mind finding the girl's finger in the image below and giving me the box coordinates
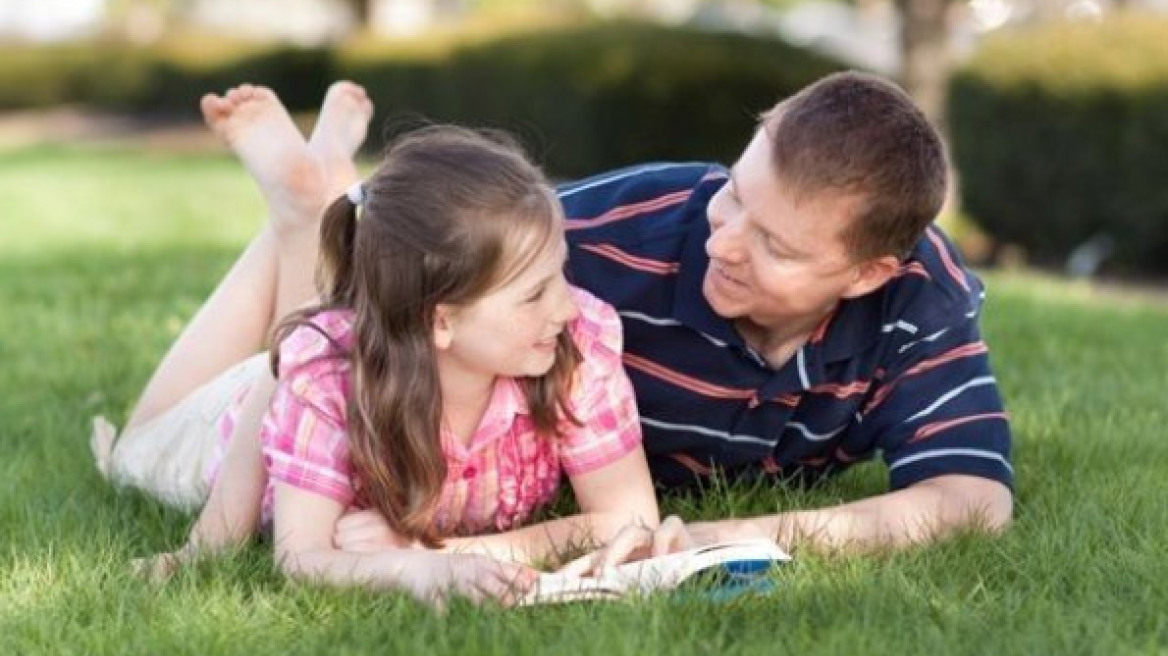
[597,524,652,573]
[651,515,691,556]
[557,550,601,578]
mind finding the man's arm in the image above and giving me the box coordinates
[563,474,1010,574]
[691,473,1012,552]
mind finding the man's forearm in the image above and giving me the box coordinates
[714,475,1013,552]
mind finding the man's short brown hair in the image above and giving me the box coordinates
[761,71,948,261]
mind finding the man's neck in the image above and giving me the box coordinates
[735,308,834,370]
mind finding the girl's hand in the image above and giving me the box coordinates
[416,553,539,609]
[334,508,418,552]
[130,544,196,583]
[558,515,695,577]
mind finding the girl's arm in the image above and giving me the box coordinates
[335,446,660,568]
[134,374,276,579]
[272,482,536,606]
[440,447,659,566]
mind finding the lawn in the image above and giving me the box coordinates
[1,145,1166,655]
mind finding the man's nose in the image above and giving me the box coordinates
[707,210,747,263]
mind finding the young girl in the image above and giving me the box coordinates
[93,83,659,605]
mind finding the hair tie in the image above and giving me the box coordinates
[346,181,366,207]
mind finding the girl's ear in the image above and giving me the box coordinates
[433,304,456,350]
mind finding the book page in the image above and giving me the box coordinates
[522,539,790,605]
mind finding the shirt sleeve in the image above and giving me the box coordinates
[557,288,644,477]
[260,321,356,507]
[859,316,1014,491]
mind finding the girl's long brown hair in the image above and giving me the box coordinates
[272,126,580,547]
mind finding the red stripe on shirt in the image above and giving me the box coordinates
[564,189,693,231]
[927,226,971,292]
[774,393,800,407]
[896,261,931,280]
[809,308,837,344]
[623,353,756,401]
[834,446,860,463]
[809,380,872,398]
[909,412,1009,444]
[670,453,714,476]
[864,342,990,413]
[578,243,680,275]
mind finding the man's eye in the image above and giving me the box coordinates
[758,231,781,257]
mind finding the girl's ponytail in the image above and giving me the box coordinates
[317,186,361,305]
[268,188,359,377]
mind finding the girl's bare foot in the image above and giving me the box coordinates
[308,81,374,196]
[91,416,116,477]
[200,84,328,236]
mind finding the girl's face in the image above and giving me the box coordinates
[434,228,579,387]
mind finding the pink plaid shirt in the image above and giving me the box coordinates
[218,287,641,535]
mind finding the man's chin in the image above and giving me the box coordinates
[701,278,743,320]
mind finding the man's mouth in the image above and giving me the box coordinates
[713,262,748,287]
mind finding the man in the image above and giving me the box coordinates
[558,71,1012,560]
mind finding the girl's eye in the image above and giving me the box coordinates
[526,287,547,303]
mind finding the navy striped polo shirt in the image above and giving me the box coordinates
[558,162,1013,491]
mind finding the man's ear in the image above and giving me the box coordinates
[841,255,900,299]
[433,304,456,350]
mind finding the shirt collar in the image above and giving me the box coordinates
[812,288,887,364]
[442,377,529,458]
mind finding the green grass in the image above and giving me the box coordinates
[2,145,1166,655]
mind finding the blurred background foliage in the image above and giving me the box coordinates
[3,0,1168,278]
[949,13,1168,275]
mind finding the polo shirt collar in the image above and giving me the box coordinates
[812,287,887,364]
[442,377,529,459]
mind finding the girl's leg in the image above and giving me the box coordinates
[122,83,371,431]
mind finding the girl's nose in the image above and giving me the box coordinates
[553,278,580,324]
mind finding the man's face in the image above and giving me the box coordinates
[702,127,866,336]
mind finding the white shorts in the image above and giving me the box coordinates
[95,353,270,511]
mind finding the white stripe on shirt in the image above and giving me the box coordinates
[785,421,847,442]
[905,376,997,423]
[559,163,704,198]
[641,416,773,447]
[889,448,1014,474]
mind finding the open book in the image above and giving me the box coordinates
[523,539,791,605]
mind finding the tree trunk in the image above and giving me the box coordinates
[347,0,375,27]
[894,0,954,130]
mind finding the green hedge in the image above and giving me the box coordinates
[948,14,1168,275]
[340,24,841,175]
[0,23,841,176]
